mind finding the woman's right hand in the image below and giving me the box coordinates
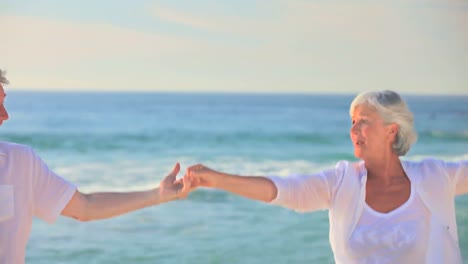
[185,164,219,189]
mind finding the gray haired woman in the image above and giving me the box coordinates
[182,90,467,263]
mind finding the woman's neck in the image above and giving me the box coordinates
[364,153,406,184]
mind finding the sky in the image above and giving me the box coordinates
[1,0,467,94]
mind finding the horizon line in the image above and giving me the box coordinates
[6,88,468,97]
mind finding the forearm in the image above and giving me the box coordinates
[62,163,184,221]
[211,172,277,202]
[85,189,158,221]
[68,188,171,222]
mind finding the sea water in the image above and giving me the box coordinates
[1,92,467,263]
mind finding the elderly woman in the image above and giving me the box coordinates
[183,90,467,263]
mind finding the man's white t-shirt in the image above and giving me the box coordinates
[0,142,77,264]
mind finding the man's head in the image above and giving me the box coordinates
[0,69,10,125]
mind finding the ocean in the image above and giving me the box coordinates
[1,91,467,263]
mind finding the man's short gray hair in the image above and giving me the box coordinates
[349,90,418,156]
[0,69,9,85]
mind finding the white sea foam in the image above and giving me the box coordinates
[405,153,468,162]
[50,153,465,193]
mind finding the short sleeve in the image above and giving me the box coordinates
[29,148,77,224]
[267,162,346,212]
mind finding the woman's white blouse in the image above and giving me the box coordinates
[349,184,430,263]
[267,158,467,264]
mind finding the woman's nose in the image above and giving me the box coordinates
[350,123,359,135]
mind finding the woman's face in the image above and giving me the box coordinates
[350,104,394,160]
[0,85,9,126]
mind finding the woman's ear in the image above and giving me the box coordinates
[388,123,399,142]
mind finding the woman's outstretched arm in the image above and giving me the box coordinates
[185,164,277,202]
[185,162,345,213]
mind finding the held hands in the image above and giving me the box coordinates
[159,163,276,204]
[158,163,219,202]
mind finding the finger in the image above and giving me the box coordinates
[166,162,180,182]
[180,174,193,197]
[174,178,183,185]
[172,162,181,175]
[186,167,193,178]
[188,168,198,178]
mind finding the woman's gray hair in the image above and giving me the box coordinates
[349,90,417,156]
[0,69,9,85]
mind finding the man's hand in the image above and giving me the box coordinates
[159,163,191,201]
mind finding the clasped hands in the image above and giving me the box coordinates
[158,163,218,202]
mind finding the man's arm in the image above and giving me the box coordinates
[61,163,187,221]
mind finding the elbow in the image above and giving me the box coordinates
[263,180,278,203]
[72,193,93,222]
[266,189,277,203]
[74,214,92,222]
[61,191,94,222]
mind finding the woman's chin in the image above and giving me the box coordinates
[353,150,363,159]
